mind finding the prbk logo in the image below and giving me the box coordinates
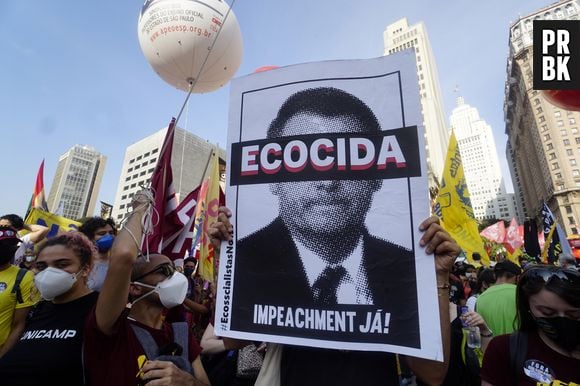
[533,20,580,90]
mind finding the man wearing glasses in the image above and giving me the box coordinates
[84,193,211,386]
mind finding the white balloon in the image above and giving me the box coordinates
[138,0,243,93]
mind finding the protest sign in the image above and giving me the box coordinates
[216,52,441,360]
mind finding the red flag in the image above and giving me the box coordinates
[26,159,49,217]
[161,186,200,260]
[479,221,506,243]
[142,118,178,254]
[503,218,524,253]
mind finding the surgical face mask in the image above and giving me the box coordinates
[132,272,188,309]
[95,234,114,253]
[34,267,82,301]
[184,267,195,277]
[534,316,580,352]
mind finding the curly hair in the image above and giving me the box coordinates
[78,217,117,240]
[36,232,97,267]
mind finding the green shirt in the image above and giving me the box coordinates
[475,283,517,335]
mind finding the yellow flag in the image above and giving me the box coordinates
[434,131,490,266]
[196,149,221,282]
[24,208,81,238]
[506,247,523,266]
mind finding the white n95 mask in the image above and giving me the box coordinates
[132,272,188,309]
[34,267,81,301]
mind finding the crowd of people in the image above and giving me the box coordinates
[0,86,578,385]
[0,200,577,385]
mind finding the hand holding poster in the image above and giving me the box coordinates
[216,52,441,360]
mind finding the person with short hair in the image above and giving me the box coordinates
[0,232,99,384]
[476,261,522,335]
[481,264,580,385]
[78,216,117,291]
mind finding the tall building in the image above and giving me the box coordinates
[112,126,225,222]
[504,0,580,235]
[384,18,449,189]
[47,145,106,220]
[450,96,518,221]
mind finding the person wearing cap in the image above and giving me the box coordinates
[475,261,522,335]
[0,226,37,358]
[0,214,49,266]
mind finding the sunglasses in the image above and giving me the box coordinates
[523,265,579,286]
[133,263,175,282]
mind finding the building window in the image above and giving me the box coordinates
[541,125,549,132]
[148,168,155,173]
[129,159,135,164]
[567,149,574,156]
[575,138,580,144]
[574,170,580,177]
[130,183,136,188]
[561,129,568,136]
[537,107,543,114]
[140,171,146,176]
[123,186,129,191]
[120,204,125,209]
[539,116,546,123]
[135,164,140,170]
[122,195,127,200]
[573,127,579,134]
[569,217,575,224]
[571,118,577,125]
[127,167,133,172]
[555,111,562,117]
[552,162,559,170]
[558,120,564,127]
[556,172,562,179]
[144,152,150,157]
[534,98,541,105]
[547,143,554,150]
[571,159,577,166]
[132,174,138,179]
[125,177,131,181]
[566,206,573,214]
[544,134,551,141]
[137,155,142,161]
[549,152,557,160]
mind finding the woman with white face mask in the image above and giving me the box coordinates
[0,232,98,385]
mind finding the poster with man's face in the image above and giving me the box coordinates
[215,52,442,360]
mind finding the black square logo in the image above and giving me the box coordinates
[533,20,580,90]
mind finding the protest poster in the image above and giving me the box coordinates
[215,51,442,360]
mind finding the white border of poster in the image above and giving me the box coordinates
[216,51,443,361]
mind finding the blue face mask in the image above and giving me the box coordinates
[96,234,114,252]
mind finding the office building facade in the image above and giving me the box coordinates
[47,145,106,220]
[112,126,225,222]
[504,0,580,235]
[384,18,450,190]
[451,97,518,221]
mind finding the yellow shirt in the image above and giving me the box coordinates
[0,266,38,347]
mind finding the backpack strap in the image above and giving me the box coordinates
[130,323,160,360]
[170,322,191,363]
[11,268,28,304]
[509,331,528,385]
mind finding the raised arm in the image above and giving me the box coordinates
[95,191,150,335]
[22,223,49,244]
[405,216,459,386]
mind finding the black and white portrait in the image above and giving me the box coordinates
[217,54,441,360]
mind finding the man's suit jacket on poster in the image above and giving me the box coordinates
[231,217,420,348]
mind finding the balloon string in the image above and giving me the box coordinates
[175,0,238,126]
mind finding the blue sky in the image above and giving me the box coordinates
[0,0,554,216]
